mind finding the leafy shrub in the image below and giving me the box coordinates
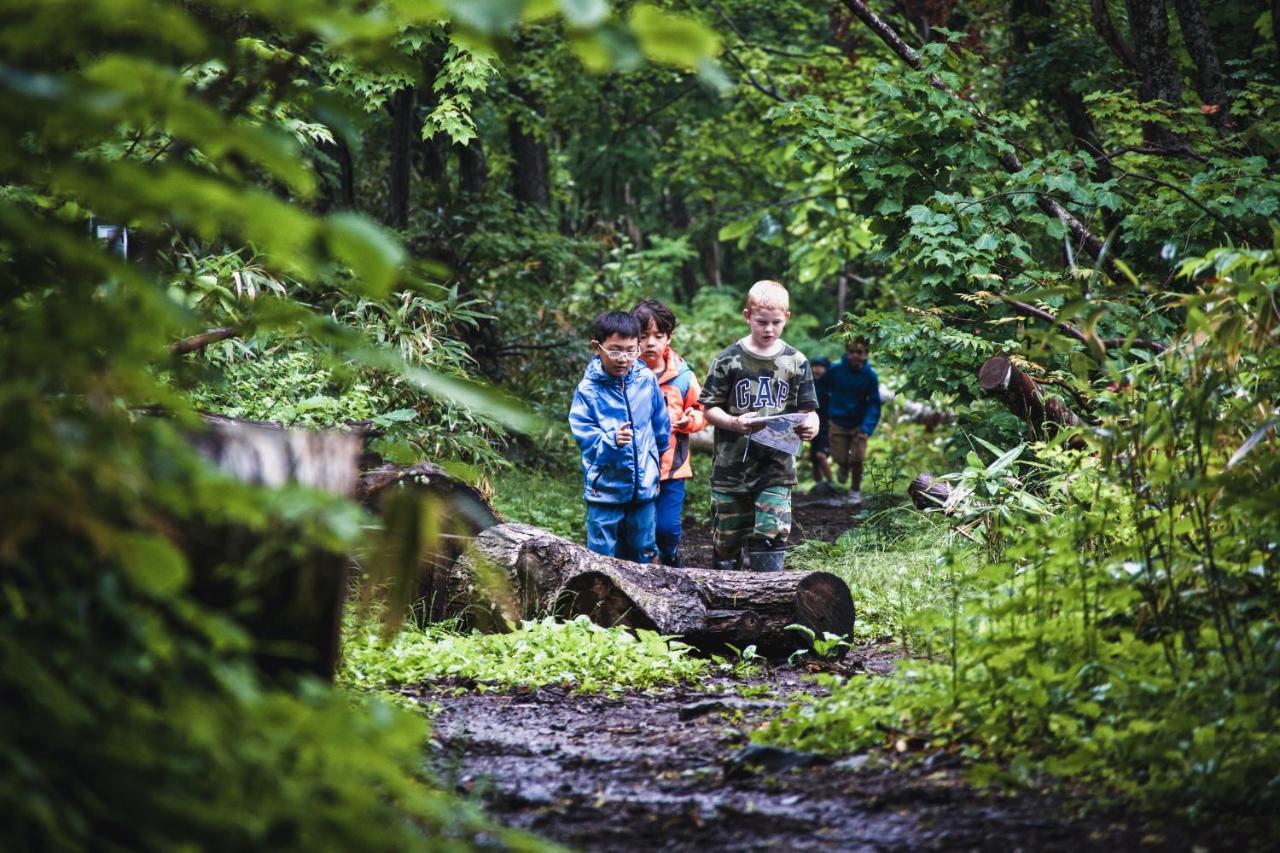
[343,616,707,695]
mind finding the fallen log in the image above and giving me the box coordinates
[978,355,1083,441]
[907,472,952,511]
[453,523,856,657]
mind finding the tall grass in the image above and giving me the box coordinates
[788,508,969,649]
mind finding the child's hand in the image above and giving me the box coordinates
[736,413,765,434]
[794,411,820,440]
[672,413,691,430]
[616,422,633,447]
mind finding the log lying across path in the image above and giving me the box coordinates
[189,416,855,664]
[456,523,856,657]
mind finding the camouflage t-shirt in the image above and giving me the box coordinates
[699,341,818,493]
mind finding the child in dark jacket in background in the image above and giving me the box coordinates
[634,299,706,567]
[569,311,671,562]
[820,337,881,505]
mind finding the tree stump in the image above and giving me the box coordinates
[186,416,362,680]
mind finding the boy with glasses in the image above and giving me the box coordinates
[569,311,671,562]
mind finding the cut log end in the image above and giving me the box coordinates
[978,355,1013,393]
[908,472,952,510]
[794,571,857,645]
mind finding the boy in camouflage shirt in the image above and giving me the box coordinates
[699,281,819,571]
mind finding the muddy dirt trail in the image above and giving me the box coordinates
[411,493,1204,851]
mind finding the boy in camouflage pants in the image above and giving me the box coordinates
[699,281,819,571]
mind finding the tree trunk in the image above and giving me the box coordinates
[1122,0,1187,146]
[670,193,701,302]
[185,416,363,680]
[459,138,488,194]
[1170,0,1229,128]
[508,83,550,208]
[978,355,1083,441]
[317,136,355,211]
[387,86,416,228]
[453,523,856,657]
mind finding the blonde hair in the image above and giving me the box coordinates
[745,280,790,312]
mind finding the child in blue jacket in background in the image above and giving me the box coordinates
[821,337,881,505]
[569,311,671,563]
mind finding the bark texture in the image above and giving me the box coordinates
[908,472,952,511]
[387,86,416,228]
[978,355,1083,441]
[454,523,857,656]
[186,416,363,680]
[1170,0,1229,128]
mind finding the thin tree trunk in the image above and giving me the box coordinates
[459,138,488,194]
[670,193,701,302]
[508,83,550,208]
[387,86,415,228]
[1170,0,1230,129]
[1090,0,1139,69]
[1122,0,1187,146]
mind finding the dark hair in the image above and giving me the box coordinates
[812,356,831,368]
[592,310,641,342]
[846,336,870,350]
[632,298,677,335]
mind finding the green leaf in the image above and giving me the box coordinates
[114,533,189,597]
[629,4,720,69]
[325,213,405,297]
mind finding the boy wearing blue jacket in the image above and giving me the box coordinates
[822,337,881,504]
[569,311,672,563]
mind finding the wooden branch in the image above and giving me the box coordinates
[171,326,239,355]
[1089,0,1139,69]
[839,0,1116,272]
[978,355,1084,443]
[996,292,1168,355]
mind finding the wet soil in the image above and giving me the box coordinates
[413,492,1227,851]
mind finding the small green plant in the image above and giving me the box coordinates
[784,625,852,663]
[343,615,706,695]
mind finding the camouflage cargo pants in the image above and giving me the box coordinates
[710,485,792,558]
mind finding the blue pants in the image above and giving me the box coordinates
[654,478,686,565]
[585,500,657,563]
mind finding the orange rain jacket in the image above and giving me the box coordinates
[652,348,707,481]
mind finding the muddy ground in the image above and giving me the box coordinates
[413,490,1243,851]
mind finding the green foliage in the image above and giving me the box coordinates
[489,463,584,538]
[343,615,706,694]
[0,0,722,848]
[763,245,1280,823]
[788,511,961,646]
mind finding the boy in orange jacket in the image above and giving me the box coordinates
[634,298,706,567]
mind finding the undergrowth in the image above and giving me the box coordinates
[342,615,706,695]
[787,508,964,647]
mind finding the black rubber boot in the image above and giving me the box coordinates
[712,548,741,572]
[661,548,684,568]
[747,538,785,572]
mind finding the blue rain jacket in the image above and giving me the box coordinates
[569,357,671,504]
[821,354,882,435]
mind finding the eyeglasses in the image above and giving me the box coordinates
[602,347,640,359]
